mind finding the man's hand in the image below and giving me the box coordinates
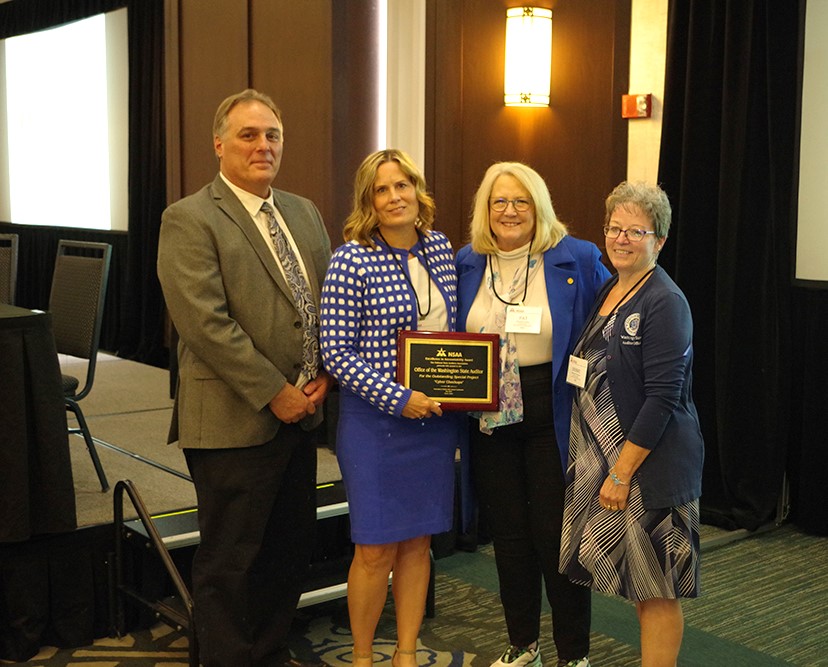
[303,370,335,407]
[268,383,316,423]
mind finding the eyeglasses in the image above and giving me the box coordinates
[603,225,657,242]
[490,198,532,212]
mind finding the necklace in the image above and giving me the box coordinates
[376,229,432,318]
[489,236,533,306]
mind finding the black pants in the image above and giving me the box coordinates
[471,363,591,661]
[184,424,317,667]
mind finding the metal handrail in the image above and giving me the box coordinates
[112,479,198,667]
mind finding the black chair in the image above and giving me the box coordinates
[50,240,113,492]
[0,233,19,305]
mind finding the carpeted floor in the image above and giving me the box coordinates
[18,522,828,666]
[25,354,827,666]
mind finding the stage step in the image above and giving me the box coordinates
[120,481,354,609]
[123,507,199,549]
[122,499,351,549]
[112,477,435,662]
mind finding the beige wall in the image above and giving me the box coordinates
[627,0,667,183]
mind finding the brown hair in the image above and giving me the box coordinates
[213,89,282,139]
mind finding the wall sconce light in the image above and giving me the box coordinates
[504,7,552,107]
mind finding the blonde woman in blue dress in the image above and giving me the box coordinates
[320,149,461,667]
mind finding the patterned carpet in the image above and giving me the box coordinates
[16,522,828,667]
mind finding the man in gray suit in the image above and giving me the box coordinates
[157,89,333,667]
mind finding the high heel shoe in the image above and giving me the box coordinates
[392,646,417,667]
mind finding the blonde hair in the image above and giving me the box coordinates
[468,162,568,255]
[343,149,435,246]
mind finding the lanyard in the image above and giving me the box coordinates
[376,229,432,318]
[579,266,655,357]
[488,236,534,306]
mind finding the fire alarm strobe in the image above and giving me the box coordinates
[621,93,652,118]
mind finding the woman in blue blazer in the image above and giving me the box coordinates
[456,162,609,667]
[559,181,704,667]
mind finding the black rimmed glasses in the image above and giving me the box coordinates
[490,198,532,212]
[603,225,657,242]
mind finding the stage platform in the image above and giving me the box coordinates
[0,352,347,663]
[62,352,342,528]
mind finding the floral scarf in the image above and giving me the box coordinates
[474,246,543,434]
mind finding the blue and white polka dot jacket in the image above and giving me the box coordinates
[320,231,458,417]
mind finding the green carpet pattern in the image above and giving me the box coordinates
[19,523,828,666]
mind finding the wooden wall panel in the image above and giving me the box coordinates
[177,0,248,198]
[426,0,630,253]
[166,0,376,243]
[425,0,465,244]
[168,0,628,251]
[251,0,334,226]
[329,0,380,243]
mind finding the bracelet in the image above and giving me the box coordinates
[609,467,629,486]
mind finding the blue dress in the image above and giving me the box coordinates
[320,231,462,544]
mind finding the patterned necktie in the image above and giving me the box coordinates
[261,202,319,381]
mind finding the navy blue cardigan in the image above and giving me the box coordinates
[456,235,610,472]
[581,265,704,509]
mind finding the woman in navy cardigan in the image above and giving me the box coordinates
[559,181,704,667]
[456,162,609,667]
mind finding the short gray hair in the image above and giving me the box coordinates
[605,181,672,238]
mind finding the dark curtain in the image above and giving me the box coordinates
[119,0,167,366]
[788,289,828,535]
[657,1,825,532]
[0,0,127,34]
[0,526,112,662]
[0,1,169,653]
[0,0,167,367]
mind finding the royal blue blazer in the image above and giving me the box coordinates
[456,235,610,472]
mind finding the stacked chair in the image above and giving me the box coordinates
[49,240,113,491]
[0,233,19,305]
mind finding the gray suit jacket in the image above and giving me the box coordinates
[157,175,332,449]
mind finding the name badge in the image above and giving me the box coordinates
[566,354,588,389]
[505,305,542,334]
